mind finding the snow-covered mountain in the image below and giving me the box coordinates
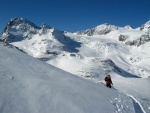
[0,18,150,79]
[1,18,80,58]
[2,18,40,42]
[0,18,150,113]
[77,23,118,35]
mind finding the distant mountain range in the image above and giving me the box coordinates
[0,18,150,79]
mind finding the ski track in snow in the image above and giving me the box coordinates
[107,87,148,113]
[127,95,146,113]
[98,81,149,113]
[97,82,135,113]
[109,94,133,113]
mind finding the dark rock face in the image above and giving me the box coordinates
[140,20,150,31]
[119,35,128,41]
[125,32,150,46]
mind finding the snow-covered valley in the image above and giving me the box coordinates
[0,18,150,113]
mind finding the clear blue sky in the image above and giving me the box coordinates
[0,0,150,33]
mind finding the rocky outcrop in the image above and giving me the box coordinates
[140,20,150,31]
[118,35,128,41]
[125,32,150,46]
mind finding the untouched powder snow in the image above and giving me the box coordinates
[0,42,137,113]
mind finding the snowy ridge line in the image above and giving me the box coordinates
[0,41,27,54]
[127,94,146,113]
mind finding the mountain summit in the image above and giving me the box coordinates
[5,18,39,30]
[77,23,118,36]
[2,18,40,42]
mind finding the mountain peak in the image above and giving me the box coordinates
[96,23,110,26]
[7,18,38,28]
[40,23,52,29]
[95,23,118,29]
[124,25,133,29]
[1,18,41,42]
[4,17,40,33]
[77,23,118,36]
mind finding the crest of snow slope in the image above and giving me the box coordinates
[0,41,137,113]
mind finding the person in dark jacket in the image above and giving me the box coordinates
[104,75,113,88]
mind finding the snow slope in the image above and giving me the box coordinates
[0,41,139,113]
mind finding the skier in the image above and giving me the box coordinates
[104,75,113,88]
